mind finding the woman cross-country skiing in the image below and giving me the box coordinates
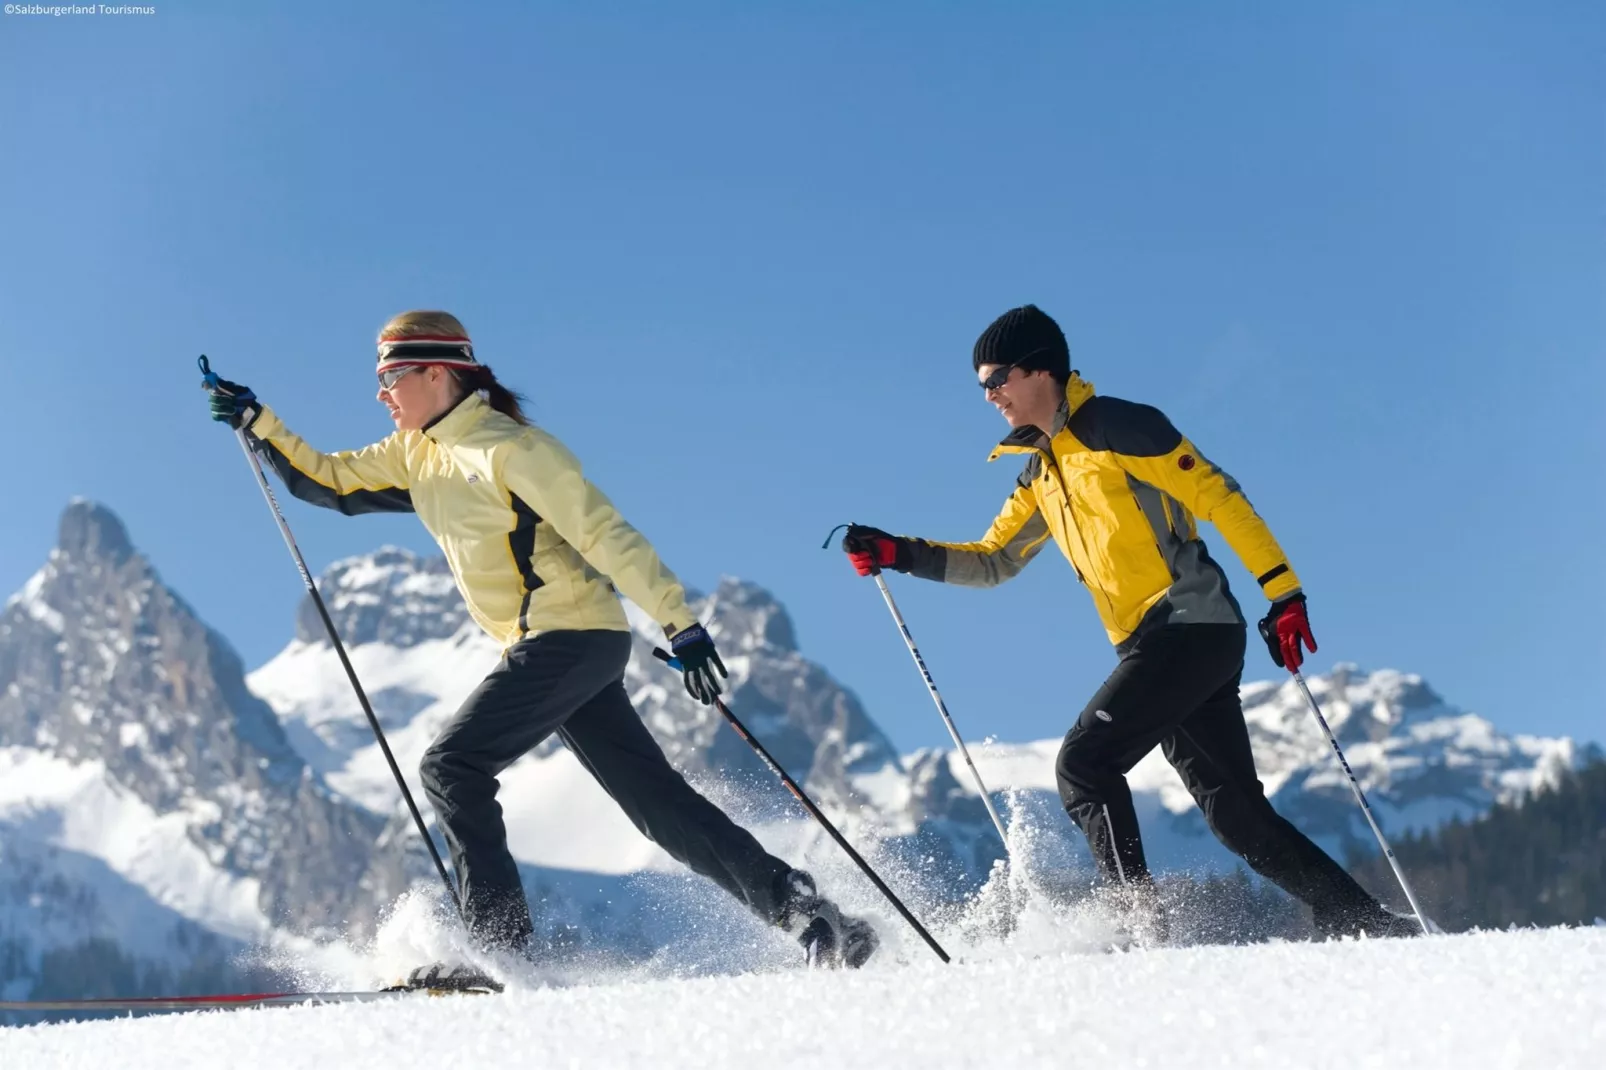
[203,310,877,980]
[840,304,1416,944]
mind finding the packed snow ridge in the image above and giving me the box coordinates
[5,927,1604,1070]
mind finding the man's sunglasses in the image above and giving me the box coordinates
[978,363,1020,392]
[979,347,1059,392]
[378,364,424,391]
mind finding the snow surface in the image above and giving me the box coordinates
[3,927,1602,1069]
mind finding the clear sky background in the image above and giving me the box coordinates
[2,2,1602,753]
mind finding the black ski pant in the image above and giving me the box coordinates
[1055,623,1382,925]
[420,629,794,951]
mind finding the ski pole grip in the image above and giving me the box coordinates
[198,354,220,391]
[825,522,884,576]
[652,647,685,672]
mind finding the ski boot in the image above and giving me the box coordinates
[386,962,505,994]
[777,870,879,969]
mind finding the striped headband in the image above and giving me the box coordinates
[376,334,479,372]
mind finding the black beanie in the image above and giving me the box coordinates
[972,304,1070,379]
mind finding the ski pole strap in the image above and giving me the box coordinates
[199,353,220,391]
[822,521,888,576]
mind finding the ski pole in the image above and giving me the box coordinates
[653,648,950,964]
[198,355,461,911]
[1291,669,1431,935]
[823,524,1010,851]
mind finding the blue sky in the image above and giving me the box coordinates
[2,2,1602,753]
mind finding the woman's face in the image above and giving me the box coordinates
[377,364,454,431]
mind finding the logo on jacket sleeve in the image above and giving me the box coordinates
[466,473,481,484]
[1178,454,1196,471]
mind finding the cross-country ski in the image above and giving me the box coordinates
[0,988,483,1014]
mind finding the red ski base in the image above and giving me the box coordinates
[1,988,485,1013]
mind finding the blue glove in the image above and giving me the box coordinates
[668,623,728,705]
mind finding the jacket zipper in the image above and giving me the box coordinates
[1040,445,1121,629]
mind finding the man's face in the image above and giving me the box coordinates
[977,363,1057,429]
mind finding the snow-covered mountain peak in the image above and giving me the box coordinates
[56,498,136,566]
[257,543,1582,879]
[1,502,412,959]
[698,577,800,654]
[1242,663,1457,748]
[296,546,468,647]
[7,499,145,639]
[298,553,808,658]
[1213,662,1576,855]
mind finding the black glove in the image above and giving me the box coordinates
[668,623,728,705]
[840,524,913,576]
[205,376,260,431]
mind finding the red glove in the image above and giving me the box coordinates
[841,524,911,577]
[1258,594,1317,672]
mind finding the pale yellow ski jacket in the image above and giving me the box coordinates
[247,393,697,648]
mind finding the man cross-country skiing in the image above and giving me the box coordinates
[840,304,1413,942]
[204,310,877,980]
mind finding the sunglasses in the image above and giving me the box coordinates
[978,364,1020,392]
[378,364,424,391]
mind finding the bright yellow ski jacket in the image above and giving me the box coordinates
[904,374,1303,650]
[247,393,697,648]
